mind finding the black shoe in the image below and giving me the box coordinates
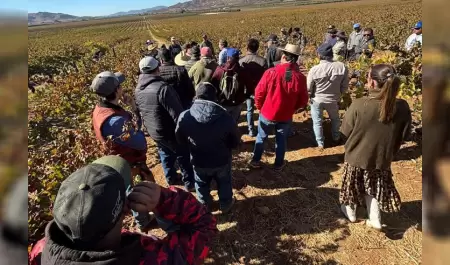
[220,198,236,214]
[272,161,286,172]
[249,160,262,169]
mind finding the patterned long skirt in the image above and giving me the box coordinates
[339,162,402,213]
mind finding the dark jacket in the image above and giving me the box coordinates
[29,187,218,265]
[265,45,283,68]
[159,62,195,109]
[135,74,184,142]
[169,44,182,59]
[211,61,247,106]
[176,99,240,168]
[239,52,267,97]
[341,94,412,170]
[357,37,376,58]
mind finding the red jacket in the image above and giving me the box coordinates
[29,187,217,265]
[254,62,308,122]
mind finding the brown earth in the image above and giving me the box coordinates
[125,109,422,265]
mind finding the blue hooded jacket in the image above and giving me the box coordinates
[176,99,241,168]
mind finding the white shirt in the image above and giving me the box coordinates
[405,33,422,51]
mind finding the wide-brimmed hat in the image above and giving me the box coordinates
[148,43,158,51]
[278,43,301,56]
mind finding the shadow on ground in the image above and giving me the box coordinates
[205,188,347,264]
[230,153,343,190]
[383,200,422,240]
[393,143,422,162]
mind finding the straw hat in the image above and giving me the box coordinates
[278,43,301,56]
[148,43,158,51]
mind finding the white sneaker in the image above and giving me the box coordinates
[365,195,382,230]
[341,204,357,222]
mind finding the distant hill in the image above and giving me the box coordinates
[28,12,86,25]
[108,6,168,17]
[169,0,282,10]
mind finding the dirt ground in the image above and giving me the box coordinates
[125,109,422,265]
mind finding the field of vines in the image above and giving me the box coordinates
[28,0,423,263]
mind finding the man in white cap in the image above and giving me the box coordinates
[135,56,195,191]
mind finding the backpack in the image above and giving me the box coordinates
[219,69,240,104]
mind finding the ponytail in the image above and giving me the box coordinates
[369,64,401,123]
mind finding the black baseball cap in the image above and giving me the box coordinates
[91,71,125,97]
[52,156,132,248]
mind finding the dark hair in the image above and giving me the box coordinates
[159,47,172,62]
[247,38,259,53]
[190,41,198,47]
[219,39,228,47]
[364,28,374,35]
[282,51,299,63]
[294,27,300,32]
[369,64,401,123]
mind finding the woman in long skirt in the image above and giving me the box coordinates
[339,64,412,229]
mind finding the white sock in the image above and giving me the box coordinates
[365,195,382,230]
[341,204,357,222]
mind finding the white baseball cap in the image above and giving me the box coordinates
[139,56,160,73]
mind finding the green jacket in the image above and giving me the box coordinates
[188,58,218,89]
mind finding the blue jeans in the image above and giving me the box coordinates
[224,105,242,123]
[194,163,233,209]
[246,96,255,134]
[252,114,291,167]
[156,140,194,187]
[310,100,341,147]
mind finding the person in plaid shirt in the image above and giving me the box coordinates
[29,156,217,265]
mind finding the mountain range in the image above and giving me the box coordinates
[28,0,300,25]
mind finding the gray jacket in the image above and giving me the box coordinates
[307,60,349,103]
[347,31,364,50]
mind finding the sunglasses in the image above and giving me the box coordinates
[363,34,371,36]
[414,28,421,30]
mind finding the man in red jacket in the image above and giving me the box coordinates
[29,156,217,265]
[250,44,308,171]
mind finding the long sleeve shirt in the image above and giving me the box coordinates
[254,63,308,122]
[218,48,228,66]
[347,31,364,50]
[307,60,349,103]
[405,33,422,51]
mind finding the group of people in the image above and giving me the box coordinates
[29,21,418,264]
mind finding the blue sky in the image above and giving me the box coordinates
[3,0,186,17]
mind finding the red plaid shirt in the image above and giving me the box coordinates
[29,187,217,265]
